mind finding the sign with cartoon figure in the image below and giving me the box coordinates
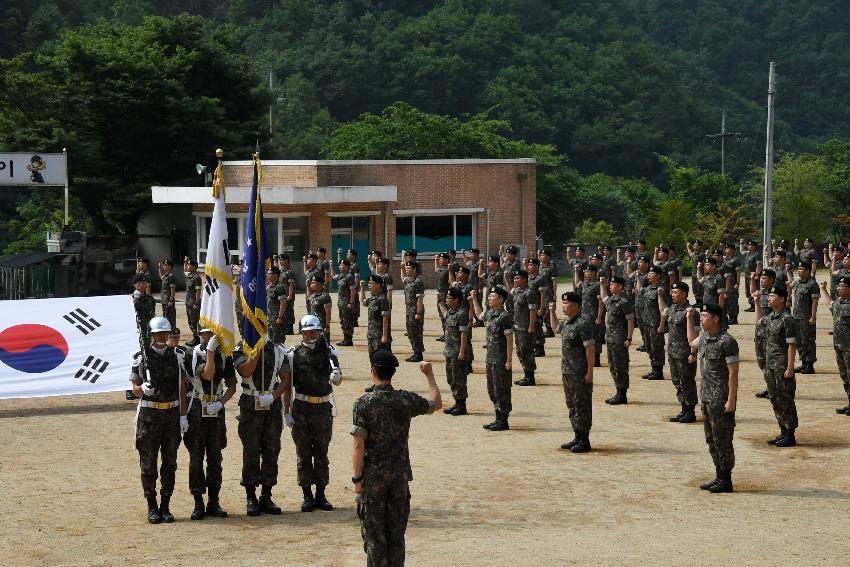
[0,152,68,186]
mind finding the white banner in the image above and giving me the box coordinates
[0,152,67,186]
[0,295,137,399]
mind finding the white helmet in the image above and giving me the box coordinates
[149,317,172,333]
[298,314,323,332]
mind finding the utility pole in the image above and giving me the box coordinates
[705,109,743,176]
[268,69,273,135]
[763,62,777,257]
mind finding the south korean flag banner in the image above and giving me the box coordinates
[0,295,136,399]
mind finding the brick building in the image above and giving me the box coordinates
[150,159,536,288]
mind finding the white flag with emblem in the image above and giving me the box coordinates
[0,295,137,399]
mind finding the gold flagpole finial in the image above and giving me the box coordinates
[211,148,225,198]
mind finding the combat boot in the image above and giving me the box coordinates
[700,467,721,490]
[669,403,686,422]
[645,366,664,380]
[794,364,806,373]
[515,371,536,386]
[450,399,468,416]
[482,413,500,430]
[636,344,647,352]
[774,428,796,447]
[708,470,733,493]
[534,345,545,357]
[767,428,787,446]
[147,497,163,524]
[314,486,334,511]
[246,486,261,517]
[159,494,174,523]
[570,432,591,453]
[798,364,815,375]
[678,405,696,423]
[206,488,228,518]
[836,394,850,414]
[300,486,316,512]
[190,494,205,520]
[755,389,770,398]
[405,352,423,362]
[560,435,579,450]
[443,400,458,414]
[259,486,281,514]
[605,389,628,405]
[489,412,509,431]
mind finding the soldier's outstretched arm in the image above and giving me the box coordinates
[686,307,699,348]
[471,290,483,319]
[419,361,442,412]
[548,302,559,331]
[820,280,833,306]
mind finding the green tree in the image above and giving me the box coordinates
[648,199,695,253]
[693,203,758,249]
[661,156,743,212]
[573,219,617,249]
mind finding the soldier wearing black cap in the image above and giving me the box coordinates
[687,241,706,305]
[762,285,800,447]
[550,291,596,452]
[637,265,666,381]
[157,259,177,330]
[631,253,651,352]
[698,256,728,331]
[304,252,323,309]
[462,248,484,324]
[770,248,791,288]
[375,256,394,308]
[686,302,739,493]
[821,276,850,414]
[511,269,538,386]
[654,245,672,291]
[566,245,589,287]
[360,274,392,359]
[720,243,742,325]
[472,285,514,430]
[574,263,603,367]
[600,275,634,405]
[183,258,202,347]
[453,265,477,370]
[600,245,617,279]
[402,261,425,362]
[277,254,297,335]
[442,287,471,415]
[792,260,819,374]
[751,268,777,398]
[435,252,451,340]
[740,239,761,312]
[267,266,288,345]
[501,244,522,290]
[661,281,697,422]
[308,273,333,342]
[351,355,442,567]
[333,259,357,346]
[526,257,548,357]
[539,248,558,337]
[339,248,362,327]
[796,237,819,275]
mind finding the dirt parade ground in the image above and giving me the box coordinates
[2,289,850,566]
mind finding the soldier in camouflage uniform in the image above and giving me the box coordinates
[792,261,819,374]
[435,252,451,340]
[462,248,484,325]
[481,254,504,294]
[361,274,392,357]
[686,303,739,493]
[630,254,651,352]
[351,354,441,567]
[267,267,288,345]
[130,316,188,523]
[661,282,697,423]
[453,265,476,371]
[303,252,323,309]
[821,276,850,414]
[185,329,237,520]
[770,249,791,289]
[762,286,800,448]
[549,291,596,452]
[130,274,157,400]
[511,270,538,387]
[796,238,819,275]
[316,246,332,290]
[699,256,728,331]
[183,258,202,347]
[308,274,333,343]
[442,287,471,415]
[234,340,289,516]
[282,314,342,512]
[501,245,522,290]
[526,258,547,357]
[344,248,362,327]
[566,246,589,287]
[687,241,706,305]
[333,259,357,346]
[402,261,425,362]
[741,239,761,312]
[158,259,177,330]
[539,248,558,337]
[600,275,634,405]
[721,243,742,325]
[277,254,297,336]
[637,266,666,381]
[828,247,849,300]
[574,264,603,369]
[472,285,514,431]
[751,268,776,399]
[667,245,684,286]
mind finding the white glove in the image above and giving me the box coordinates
[141,382,157,396]
[206,401,223,414]
[180,415,189,435]
[329,368,342,386]
[258,393,274,407]
[132,290,141,300]
[206,336,219,352]
[284,413,295,429]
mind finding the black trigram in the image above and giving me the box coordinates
[63,308,102,335]
[205,277,220,296]
[75,356,109,383]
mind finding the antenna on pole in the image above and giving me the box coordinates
[763,62,777,258]
[705,109,743,176]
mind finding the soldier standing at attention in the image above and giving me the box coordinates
[698,256,728,331]
[130,316,189,523]
[282,315,342,512]
[686,303,739,493]
[462,248,484,325]
[751,269,777,399]
[361,274,392,357]
[472,286,514,431]
[820,277,850,414]
[435,252,451,341]
[442,287,470,415]
[453,266,477,371]
[402,261,425,362]
[135,257,152,294]
[308,274,333,343]
[796,238,819,276]
[574,264,604,367]
[599,276,634,405]
[660,282,697,423]
[539,248,558,337]
[158,259,177,330]
[340,248,362,327]
[636,265,666,381]
[234,339,289,516]
[526,258,548,357]
[277,254,297,336]
[687,241,706,305]
[501,245,522,290]
[762,285,800,447]
[740,239,761,312]
[721,243,742,325]
[183,257,202,347]
[334,259,357,347]
[351,355,441,567]
[549,291,595,452]
[186,328,237,520]
[267,266,288,345]
[511,269,538,387]
[792,261,819,374]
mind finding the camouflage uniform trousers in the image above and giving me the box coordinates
[562,372,592,434]
[162,303,177,330]
[514,330,536,372]
[702,403,735,471]
[186,304,200,342]
[406,315,424,354]
[445,355,469,400]
[795,318,817,365]
[605,340,630,390]
[437,293,447,333]
[486,363,512,415]
[691,277,704,306]
[135,414,181,498]
[368,339,392,357]
[290,400,333,487]
[647,327,665,370]
[836,348,850,395]
[339,304,355,340]
[237,396,283,488]
[594,319,605,362]
[284,300,296,335]
[357,478,410,567]
[668,356,697,406]
[268,318,286,345]
[183,402,228,495]
[765,368,798,430]
[534,314,545,350]
[725,287,740,321]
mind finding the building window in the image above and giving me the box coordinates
[395,214,474,254]
[197,215,241,265]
